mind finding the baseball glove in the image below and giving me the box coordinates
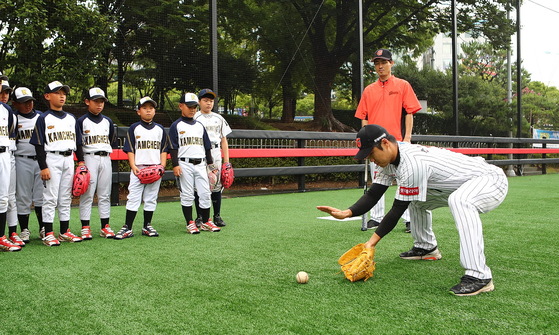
[137,164,165,184]
[72,165,91,197]
[338,243,376,282]
[207,164,219,191]
[221,162,234,189]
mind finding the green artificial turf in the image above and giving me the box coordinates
[1,174,558,334]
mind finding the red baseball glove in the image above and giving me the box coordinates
[72,165,91,197]
[137,164,165,184]
[221,162,234,189]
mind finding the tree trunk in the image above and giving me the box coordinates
[281,85,296,122]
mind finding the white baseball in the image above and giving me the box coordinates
[296,271,309,284]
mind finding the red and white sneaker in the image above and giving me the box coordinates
[58,230,83,243]
[81,226,93,240]
[42,232,60,247]
[100,224,115,238]
[201,220,221,232]
[186,221,200,234]
[0,235,22,252]
[20,228,31,243]
[9,232,26,247]
[39,226,46,239]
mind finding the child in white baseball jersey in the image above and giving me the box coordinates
[30,81,84,246]
[0,97,22,251]
[115,96,169,239]
[193,89,232,227]
[11,87,44,244]
[76,88,117,239]
[169,93,220,234]
[1,79,23,247]
[318,125,508,296]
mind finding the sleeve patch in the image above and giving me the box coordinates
[399,187,419,196]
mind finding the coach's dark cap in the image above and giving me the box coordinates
[85,87,108,102]
[372,49,392,61]
[44,81,70,94]
[12,87,36,103]
[1,80,12,93]
[198,88,216,99]
[180,92,199,107]
[136,96,157,110]
[354,124,390,160]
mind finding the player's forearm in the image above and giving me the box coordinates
[221,137,229,163]
[160,152,167,166]
[348,183,389,216]
[403,114,413,142]
[361,119,368,127]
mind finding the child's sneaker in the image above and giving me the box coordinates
[58,230,83,243]
[20,228,31,243]
[81,226,93,240]
[142,225,159,237]
[9,232,26,247]
[201,220,221,232]
[39,226,46,239]
[100,224,115,238]
[42,232,60,247]
[186,221,200,234]
[114,226,134,240]
[0,235,22,251]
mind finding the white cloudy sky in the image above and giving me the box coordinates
[517,0,559,88]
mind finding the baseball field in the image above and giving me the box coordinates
[0,173,556,334]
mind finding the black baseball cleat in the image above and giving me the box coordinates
[404,221,411,233]
[366,220,380,230]
[194,217,203,228]
[213,215,227,227]
[399,246,442,260]
[450,275,494,296]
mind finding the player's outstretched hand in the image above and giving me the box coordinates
[316,206,352,220]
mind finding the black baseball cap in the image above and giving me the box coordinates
[372,49,392,61]
[44,81,70,94]
[354,125,390,160]
[12,87,36,103]
[136,96,157,110]
[198,88,216,99]
[85,87,108,102]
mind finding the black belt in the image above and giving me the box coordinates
[49,150,73,157]
[179,157,205,165]
[85,151,110,156]
[212,143,220,148]
[16,154,37,160]
[0,146,7,153]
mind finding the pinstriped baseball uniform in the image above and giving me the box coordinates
[169,116,213,207]
[76,112,116,221]
[29,110,79,224]
[375,142,508,279]
[0,102,16,214]
[15,109,43,215]
[123,121,169,211]
[194,111,232,191]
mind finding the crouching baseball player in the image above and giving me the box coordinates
[318,125,508,296]
[169,93,220,234]
[115,96,169,240]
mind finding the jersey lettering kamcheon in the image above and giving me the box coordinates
[82,135,110,146]
[0,125,8,137]
[123,121,168,166]
[179,136,204,146]
[30,110,77,152]
[47,130,76,142]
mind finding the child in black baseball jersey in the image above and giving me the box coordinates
[115,96,169,239]
[30,81,85,246]
[169,93,219,234]
[77,88,117,239]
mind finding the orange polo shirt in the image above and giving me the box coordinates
[354,75,421,141]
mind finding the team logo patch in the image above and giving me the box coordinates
[47,125,55,129]
[136,135,141,139]
[179,131,185,134]
[85,130,90,133]
[376,50,383,56]
[399,187,419,196]
[18,125,22,128]
[356,138,362,148]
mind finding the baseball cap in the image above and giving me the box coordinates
[180,92,199,106]
[0,71,7,81]
[136,96,157,110]
[198,88,216,99]
[354,124,390,160]
[85,87,108,102]
[1,80,12,93]
[44,81,70,94]
[372,49,392,61]
[12,87,36,103]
